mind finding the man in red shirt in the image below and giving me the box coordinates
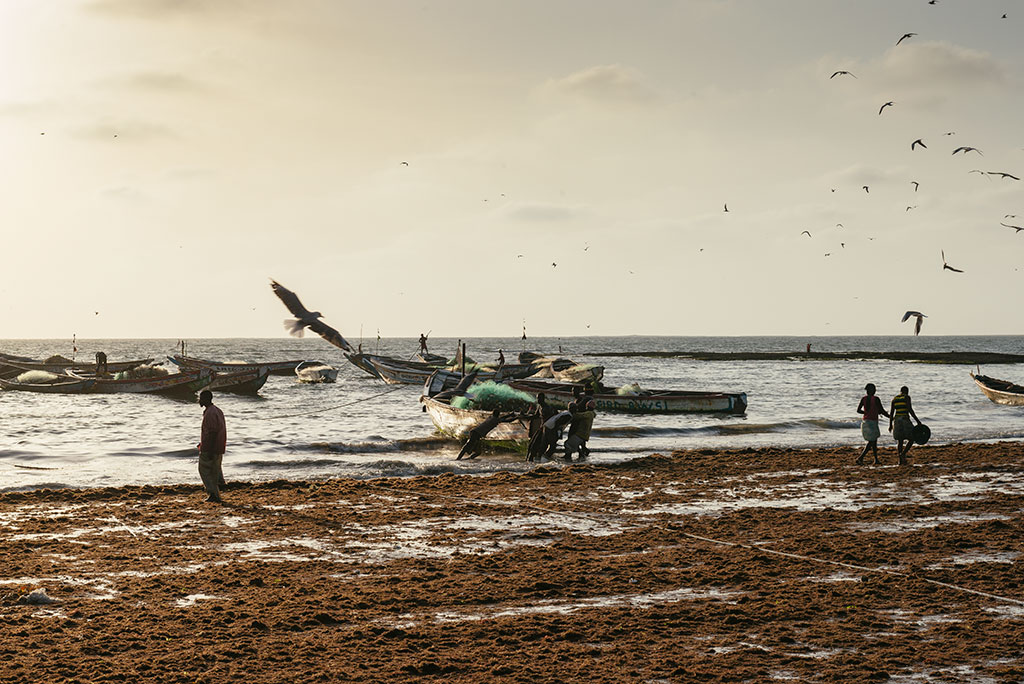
[197,390,227,503]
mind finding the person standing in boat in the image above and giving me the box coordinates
[419,333,429,354]
[456,410,519,461]
[889,386,921,466]
[856,383,890,465]
[197,390,227,503]
[95,351,108,375]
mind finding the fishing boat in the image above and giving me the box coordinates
[372,356,536,386]
[2,355,154,375]
[419,394,531,448]
[0,371,96,394]
[971,372,1024,406]
[295,361,339,383]
[204,367,271,395]
[508,379,748,415]
[517,352,604,384]
[67,367,212,395]
[169,355,303,376]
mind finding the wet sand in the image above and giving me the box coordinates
[2,442,1023,683]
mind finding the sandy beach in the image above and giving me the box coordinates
[2,442,1023,683]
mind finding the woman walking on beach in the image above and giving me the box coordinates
[889,385,921,466]
[856,383,890,465]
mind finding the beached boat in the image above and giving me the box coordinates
[420,395,531,448]
[517,352,604,384]
[971,372,1024,406]
[67,368,212,395]
[508,379,748,415]
[0,371,96,394]
[295,361,339,383]
[204,367,271,395]
[169,355,303,376]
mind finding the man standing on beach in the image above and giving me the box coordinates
[856,383,889,465]
[197,390,227,503]
[889,386,921,465]
[456,410,519,461]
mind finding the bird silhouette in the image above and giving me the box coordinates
[941,250,964,273]
[952,146,982,155]
[836,223,844,228]
[879,102,894,115]
[269,279,354,352]
[830,70,856,79]
[552,262,557,267]
[896,32,917,45]
[863,185,870,193]
[400,161,409,166]
[723,203,729,212]
[986,172,1020,180]
[901,311,927,336]
[1001,222,1023,233]
[911,181,919,191]
[801,230,812,237]
[911,139,927,150]
[906,206,917,212]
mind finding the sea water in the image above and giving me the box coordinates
[2,336,1022,492]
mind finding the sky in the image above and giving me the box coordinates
[1,0,1022,339]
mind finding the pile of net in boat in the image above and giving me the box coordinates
[113,364,170,380]
[43,355,73,365]
[16,371,61,384]
[616,383,642,395]
[450,381,536,412]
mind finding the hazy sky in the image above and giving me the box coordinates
[2,1,1022,339]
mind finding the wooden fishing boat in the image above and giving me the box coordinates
[345,352,439,380]
[420,395,531,448]
[372,356,536,386]
[204,367,270,395]
[169,355,303,376]
[67,368,212,395]
[517,352,604,384]
[3,356,154,375]
[295,361,339,383]
[0,371,96,394]
[971,372,1024,406]
[508,379,748,415]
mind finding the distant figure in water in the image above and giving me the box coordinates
[889,386,921,465]
[95,351,108,375]
[197,390,227,503]
[806,343,811,354]
[856,383,890,465]
[419,333,429,354]
[456,410,519,460]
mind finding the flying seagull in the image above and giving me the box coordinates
[896,32,917,45]
[830,70,856,79]
[986,171,1020,180]
[879,101,894,115]
[863,185,870,193]
[952,146,983,156]
[1001,222,1023,233]
[801,230,812,237]
[906,205,917,212]
[724,203,729,212]
[269,279,354,352]
[902,311,927,336]
[400,161,409,166]
[836,223,844,228]
[911,181,919,191]
[941,250,964,273]
[552,262,557,268]
[911,139,927,150]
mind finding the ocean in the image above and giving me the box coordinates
[2,336,1023,492]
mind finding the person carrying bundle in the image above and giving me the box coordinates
[564,399,596,462]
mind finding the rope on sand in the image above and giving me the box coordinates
[260,385,408,420]
[364,481,1024,609]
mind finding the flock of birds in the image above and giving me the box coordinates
[816,18,1019,336]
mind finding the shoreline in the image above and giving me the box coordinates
[2,443,1023,682]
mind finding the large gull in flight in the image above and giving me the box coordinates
[269,279,354,352]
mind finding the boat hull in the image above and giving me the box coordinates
[972,373,1024,406]
[70,368,212,394]
[420,396,531,448]
[170,355,302,376]
[205,368,270,395]
[0,375,96,393]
